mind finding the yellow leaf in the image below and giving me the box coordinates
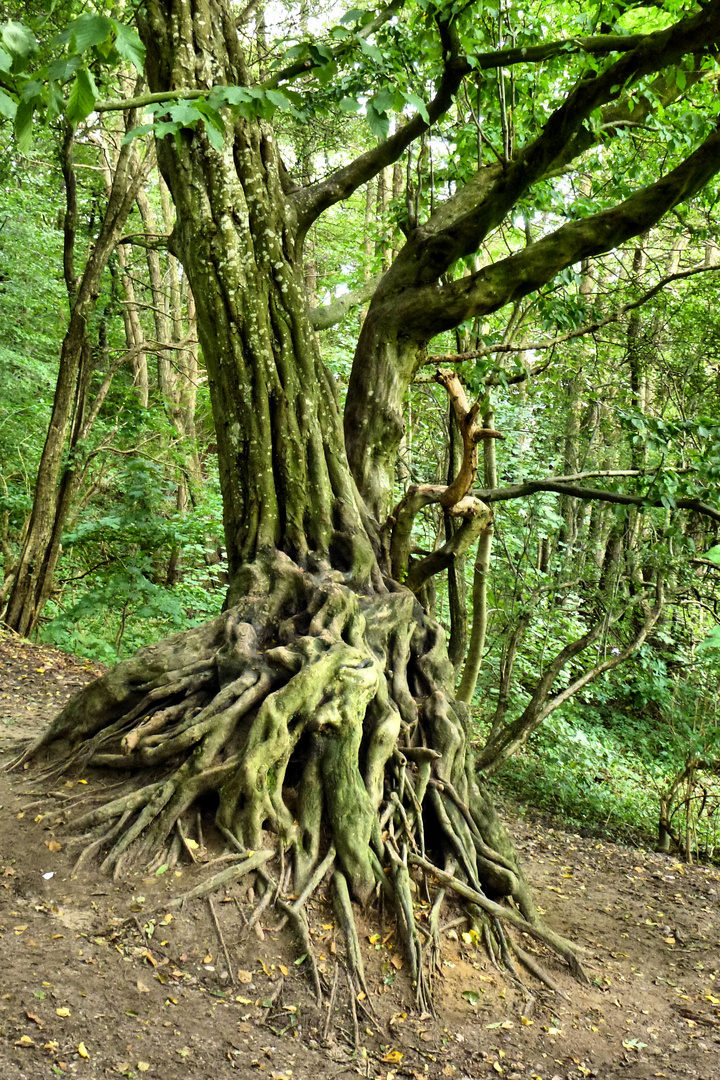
[78,1042,89,1058]
[161,913,173,924]
[46,840,62,853]
[493,1063,503,1075]
[368,933,381,944]
[203,954,213,964]
[137,1063,150,1073]
[382,1050,403,1064]
[278,964,288,977]
[520,1016,534,1026]
[34,814,43,823]
[13,925,28,933]
[78,779,88,785]
[56,1007,71,1017]
[16,1035,35,1047]
[235,996,253,1005]
[185,838,199,850]
[663,937,676,945]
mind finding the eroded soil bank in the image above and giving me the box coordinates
[1,630,718,1080]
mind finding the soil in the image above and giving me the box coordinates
[1,630,719,1080]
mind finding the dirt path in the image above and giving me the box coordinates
[1,631,719,1079]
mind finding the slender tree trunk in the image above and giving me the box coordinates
[2,124,149,636]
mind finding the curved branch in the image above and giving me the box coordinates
[396,119,720,335]
[404,499,492,594]
[294,15,470,233]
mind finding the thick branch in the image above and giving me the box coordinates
[435,369,504,507]
[397,120,720,335]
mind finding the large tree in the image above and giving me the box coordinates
[8,0,720,1004]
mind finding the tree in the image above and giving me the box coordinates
[8,0,720,1004]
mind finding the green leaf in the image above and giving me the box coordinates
[373,87,395,114]
[705,544,720,565]
[0,87,16,118]
[194,100,226,147]
[66,67,98,125]
[0,45,12,73]
[675,67,686,91]
[2,20,37,59]
[168,102,202,126]
[266,89,291,111]
[122,122,156,144]
[403,91,429,123]
[462,990,481,1006]
[339,96,361,113]
[340,7,367,23]
[64,13,113,54]
[360,40,384,64]
[366,100,389,140]
[14,97,34,151]
[47,55,82,83]
[113,22,145,72]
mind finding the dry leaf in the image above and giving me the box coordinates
[382,1050,403,1064]
[237,969,253,984]
[278,964,288,977]
[136,980,150,994]
[15,1035,34,1047]
[13,925,28,933]
[25,1011,43,1027]
[45,840,62,853]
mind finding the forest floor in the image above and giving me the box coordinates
[1,631,719,1080]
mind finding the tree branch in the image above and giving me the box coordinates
[395,119,720,335]
[424,262,720,365]
[294,15,470,233]
[475,478,720,525]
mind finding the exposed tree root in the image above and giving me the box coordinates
[9,552,586,1008]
